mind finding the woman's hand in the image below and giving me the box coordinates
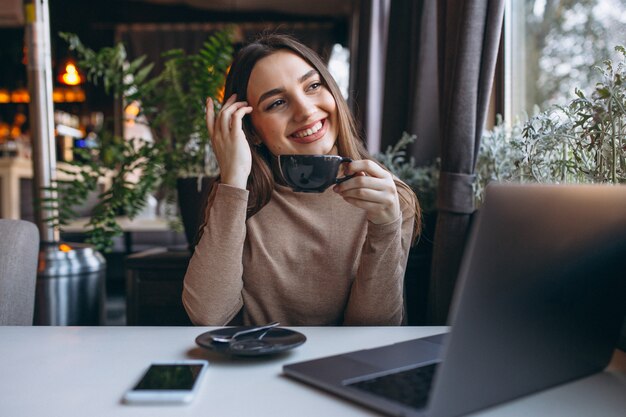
[334,160,401,225]
[206,94,254,189]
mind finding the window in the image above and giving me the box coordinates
[327,43,350,100]
[505,0,626,122]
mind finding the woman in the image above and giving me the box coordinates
[182,34,421,326]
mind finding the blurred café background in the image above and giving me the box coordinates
[0,0,365,326]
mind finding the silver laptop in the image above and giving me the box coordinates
[283,184,626,417]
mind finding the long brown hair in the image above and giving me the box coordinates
[198,34,421,243]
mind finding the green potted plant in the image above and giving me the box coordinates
[476,45,626,201]
[375,132,439,214]
[44,29,234,251]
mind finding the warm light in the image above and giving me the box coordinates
[10,126,21,139]
[14,113,26,125]
[51,87,86,103]
[53,89,65,102]
[0,123,9,138]
[125,102,141,118]
[215,65,230,103]
[124,101,141,127]
[64,89,76,102]
[58,243,73,253]
[59,62,82,86]
[216,85,225,103]
[0,89,10,103]
[10,89,29,103]
[74,89,86,102]
[4,87,85,103]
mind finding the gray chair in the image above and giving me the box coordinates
[0,219,39,325]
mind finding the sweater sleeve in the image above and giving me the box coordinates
[182,184,249,325]
[343,189,416,325]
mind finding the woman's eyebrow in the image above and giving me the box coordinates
[257,87,284,106]
[257,69,320,106]
[298,69,318,83]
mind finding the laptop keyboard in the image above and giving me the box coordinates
[346,362,439,410]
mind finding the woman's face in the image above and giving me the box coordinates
[247,50,338,156]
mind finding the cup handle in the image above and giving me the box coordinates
[335,157,354,184]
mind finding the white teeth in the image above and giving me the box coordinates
[294,121,323,138]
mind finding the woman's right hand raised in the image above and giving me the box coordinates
[206,94,254,189]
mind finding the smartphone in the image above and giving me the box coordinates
[122,360,209,405]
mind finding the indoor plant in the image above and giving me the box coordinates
[476,45,625,202]
[375,132,439,214]
[44,29,234,251]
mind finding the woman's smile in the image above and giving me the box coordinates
[289,119,328,143]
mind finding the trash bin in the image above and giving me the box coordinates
[34,242,106,325]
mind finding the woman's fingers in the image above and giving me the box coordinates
[218,100,250,138]
[205,98,215,137]
[231,105,254,134]
[337,186,395,207]
[337,173,387,192]
[345,159,390,179]
[337,161,393,193]
[335,159,401,224]
[207,94,237,133]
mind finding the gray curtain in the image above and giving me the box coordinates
[350,0,391,153]
[429,0,505,324]
[380,0,439,166]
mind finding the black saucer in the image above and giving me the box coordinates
[195,327,307,356]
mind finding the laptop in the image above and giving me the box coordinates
[283,183,626,417]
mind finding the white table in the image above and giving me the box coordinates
[0,326,624,417]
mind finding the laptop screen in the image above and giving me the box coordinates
[428,183,626,417]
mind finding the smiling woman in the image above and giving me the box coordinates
[247,53,338,155]
[182,34,422,327]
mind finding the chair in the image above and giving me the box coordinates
[0,219,39,325]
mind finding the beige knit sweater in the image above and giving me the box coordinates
[182,183,416,326]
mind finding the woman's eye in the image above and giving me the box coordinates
[308,82,322,91]
[267,99,285,110]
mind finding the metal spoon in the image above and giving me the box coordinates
[210,322,280,343]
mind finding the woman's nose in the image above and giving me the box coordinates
[292,95,316,122]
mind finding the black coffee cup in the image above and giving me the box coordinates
[278,154,354,193]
